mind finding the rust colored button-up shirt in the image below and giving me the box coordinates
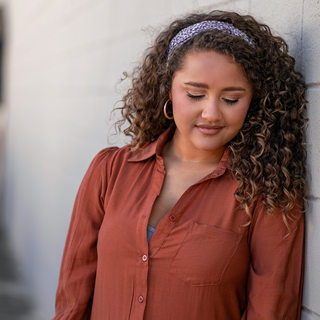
[53,126,304,320]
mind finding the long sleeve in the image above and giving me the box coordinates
[52,148,118,320]
[241,200,305,320]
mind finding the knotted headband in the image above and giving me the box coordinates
[167,20,255,61]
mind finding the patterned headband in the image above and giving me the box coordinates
[167,20,255,60]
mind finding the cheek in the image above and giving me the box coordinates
[173,104,196,125]
[172,97,197,121]
[227,105,250,128]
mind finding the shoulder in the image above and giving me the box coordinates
[89,145,134,172]
[250,197,304,239]
[79,145,134,191]
[89,143,150,177]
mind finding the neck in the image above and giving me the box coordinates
[163,134,226,167]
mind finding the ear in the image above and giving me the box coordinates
[169,90,172,100]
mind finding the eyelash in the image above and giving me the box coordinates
[187,92,204,101]
[187,92,239,105]
[223,98,239,105]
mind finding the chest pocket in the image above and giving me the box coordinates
[170,222,242,286]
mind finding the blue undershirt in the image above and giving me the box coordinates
[147,224,155,242]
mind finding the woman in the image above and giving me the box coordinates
[53,10,307,320]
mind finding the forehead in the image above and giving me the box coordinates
[172,50,250,87]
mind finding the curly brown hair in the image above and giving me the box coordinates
[113,10,308,230]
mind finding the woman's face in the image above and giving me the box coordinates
[170,50,253,159]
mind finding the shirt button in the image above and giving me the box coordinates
[138,295,144,303]
[169,214,176,222]
[142,254,148,262]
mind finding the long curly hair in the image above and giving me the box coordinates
[113,10,308,230]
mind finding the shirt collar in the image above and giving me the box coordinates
[206,146,232,179]
[128,125,176,162]
[127,125,232,175]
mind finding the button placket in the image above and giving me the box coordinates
[132,159,166,319]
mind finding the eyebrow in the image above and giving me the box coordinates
[222,87,246,92]
[184,82,246,92]
[184,82,209,89]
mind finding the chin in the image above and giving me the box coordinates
[195,143,225,153]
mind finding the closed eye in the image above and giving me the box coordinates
[187,92,205,101]
[223,98,239,105]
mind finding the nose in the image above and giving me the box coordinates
[201,99,222,122]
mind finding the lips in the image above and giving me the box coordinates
[196,125,224,135]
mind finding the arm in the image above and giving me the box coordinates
[52,148,118,320]
[241,200,304,320]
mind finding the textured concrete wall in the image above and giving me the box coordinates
[301,1,320,319]
[1,0,319,318]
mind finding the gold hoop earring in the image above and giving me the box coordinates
[164,99,174,120]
